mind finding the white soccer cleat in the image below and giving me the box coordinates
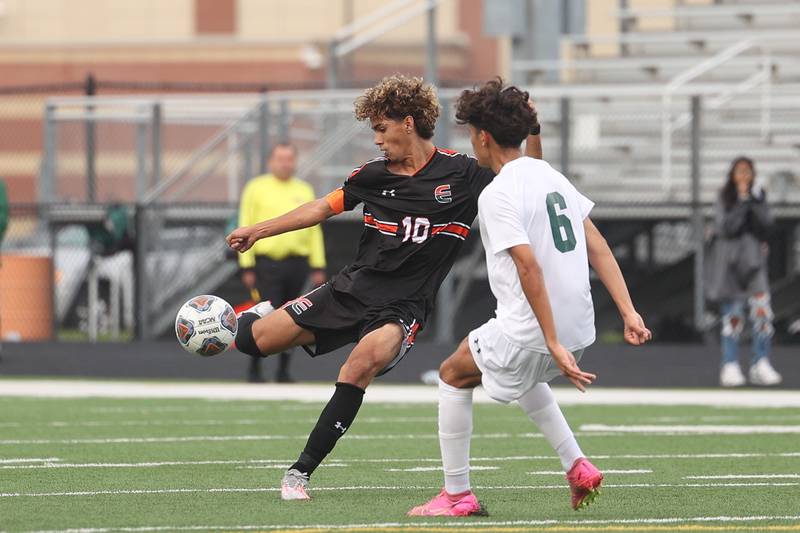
[719,362,746,388]
[749,358,782,386]
[238,300,274,319]
[281,468,311,501]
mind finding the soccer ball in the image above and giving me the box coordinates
[175,295,237,356]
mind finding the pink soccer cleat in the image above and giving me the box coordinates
[566,457,603,510]
[407,489,486,517]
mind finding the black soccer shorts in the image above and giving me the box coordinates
[282,282,422,376]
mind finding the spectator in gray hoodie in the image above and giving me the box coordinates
[710,157,781,387]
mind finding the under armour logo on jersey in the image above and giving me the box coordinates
[382,189,396,197]
[334,421,348,434]
[435,184,452,204]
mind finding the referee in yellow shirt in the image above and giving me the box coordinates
[238,143,327,382]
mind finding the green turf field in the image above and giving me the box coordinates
[1,393,799,532]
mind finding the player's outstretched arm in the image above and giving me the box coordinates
[583,217,652,345]
[226,198,335,254]
[508,244,596,391]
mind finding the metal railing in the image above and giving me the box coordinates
[661,38,773,193]
[41,95,266,205]
[141,102,261,204]
[42,80,798,206]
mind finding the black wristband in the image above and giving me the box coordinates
[530,123,541,136]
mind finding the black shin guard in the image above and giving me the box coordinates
[290,382,365,476]
[235,313,264,357]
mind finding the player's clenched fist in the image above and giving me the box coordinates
[622,312,652,346]
[226,225,260,253]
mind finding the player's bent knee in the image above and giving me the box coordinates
[439,357,478,389]
[439,337,482,389]
[238,309,315,357]
[235,313,264,357]
[339,344,399,388]
[341,352,385,381]
[441,373,477,390]
[339,323,405,384]
[439,357,457,384]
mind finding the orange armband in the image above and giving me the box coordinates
[325,188,345,214]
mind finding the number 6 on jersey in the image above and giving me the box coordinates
[546,191,577,253]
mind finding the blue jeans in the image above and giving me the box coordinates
[720,293,774,367]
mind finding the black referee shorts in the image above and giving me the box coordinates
[253,256,310,309]
[282,283,423,376]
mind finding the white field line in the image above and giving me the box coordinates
[527,469,653,475]
[580,424,800,434]
[13,419,261,428]
[0,458,60,464]
[3,427,796,446]
[3,481,800,498]
[652,414,800,423]
[343,416,437,423]
[383,466,500,472]
[8,418,798,432]
[88,406,191,414]
[1,460,343,470]
[2,433,640,446]
[587,452,800,459]
[236,464,348,469]
[2,452,798,469]
[0,417,437,429]
[3,379,800,407]
[14,515,800,533]
[685,474,800,479]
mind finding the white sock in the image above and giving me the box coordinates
[517,383,583,471]
[438,378,473,494]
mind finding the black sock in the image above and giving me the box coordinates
[290,382,365,476]
[248,355,262,377]
[235,313,264,357]
[277,352,290,375]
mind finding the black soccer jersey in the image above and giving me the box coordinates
[324,147,495,322]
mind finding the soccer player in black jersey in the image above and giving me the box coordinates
[226,74,542,501]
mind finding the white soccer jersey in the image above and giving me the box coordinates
[477,156,596,352]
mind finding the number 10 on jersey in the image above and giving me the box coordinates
[402,216,431,244]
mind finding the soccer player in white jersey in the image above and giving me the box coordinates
[409,79,652,517]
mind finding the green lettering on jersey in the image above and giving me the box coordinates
[545,191,576,253]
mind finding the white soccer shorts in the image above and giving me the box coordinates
[468,318,585,404]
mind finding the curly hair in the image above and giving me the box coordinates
[455,78,537,148]
[354,75,439,139]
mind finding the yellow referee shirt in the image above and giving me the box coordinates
[238,174,326,270]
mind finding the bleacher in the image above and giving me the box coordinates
[510,0,800,204]
[502,1,800,335]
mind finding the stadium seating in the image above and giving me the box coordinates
[508,0,800,204]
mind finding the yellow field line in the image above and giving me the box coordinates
[254,524,800,533]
